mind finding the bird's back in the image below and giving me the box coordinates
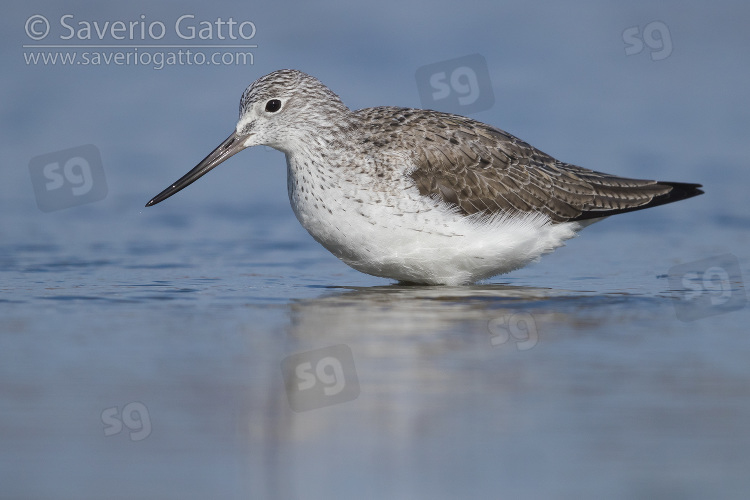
[353,106,703,223]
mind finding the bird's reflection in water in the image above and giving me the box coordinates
[252,284,662,499]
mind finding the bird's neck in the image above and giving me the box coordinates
[276,112,360,157]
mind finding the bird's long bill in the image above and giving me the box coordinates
[145,131,247,207]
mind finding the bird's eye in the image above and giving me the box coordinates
[265,99,282,112]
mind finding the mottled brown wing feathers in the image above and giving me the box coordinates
[388,109,703,223]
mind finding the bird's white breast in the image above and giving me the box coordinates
[285,152,583,285]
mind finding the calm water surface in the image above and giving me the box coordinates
[1,196,748,499]
[4,1,750,495]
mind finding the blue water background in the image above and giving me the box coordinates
[2,1,749,498]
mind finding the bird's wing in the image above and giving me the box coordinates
[375,109,702,223]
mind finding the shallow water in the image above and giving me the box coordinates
[2,196,749,499]
[4,1,750,496]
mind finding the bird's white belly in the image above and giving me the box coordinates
[286,156,583,285]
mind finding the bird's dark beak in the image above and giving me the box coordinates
[146,131,248,207]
